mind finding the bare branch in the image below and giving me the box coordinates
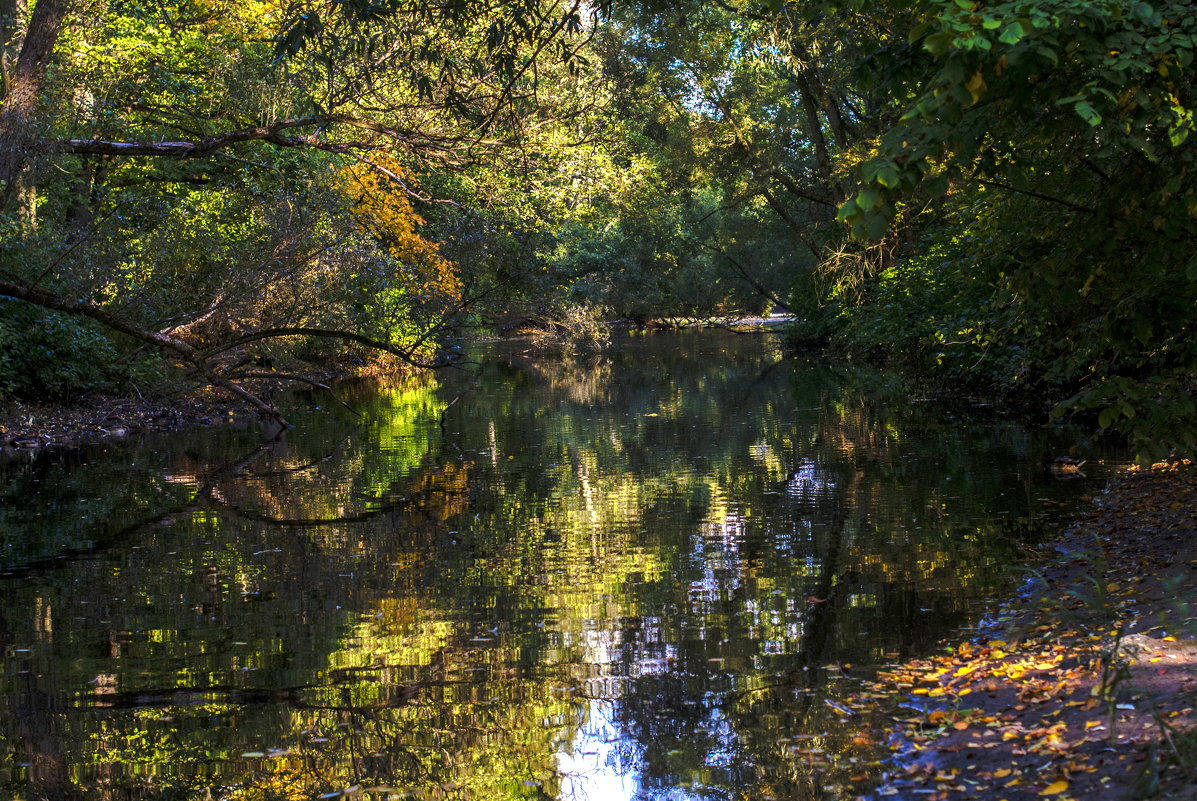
[237,370,363,417]
[58,115,464,161]
[0,279,288,425]
[202,326,454,369]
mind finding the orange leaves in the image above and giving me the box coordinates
[1017,679,1059,704]
[926,709,951,726]
[338,155,461,305]
[852,464,1197,801]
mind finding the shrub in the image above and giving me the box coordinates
[0,300,119,400]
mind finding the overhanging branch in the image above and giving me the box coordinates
[60,115,462,160]
[0,279,288,424]
[203,326,456,370]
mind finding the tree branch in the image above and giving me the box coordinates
[975,178,1094,213]
[59,115,463,160]
[699,239,791,311]
[0,279,288,425]
[236,370,363,417]
[202,326,454,369]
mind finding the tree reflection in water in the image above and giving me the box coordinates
[0,330,1115,800]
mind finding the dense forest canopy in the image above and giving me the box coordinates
[0,0,1194,458]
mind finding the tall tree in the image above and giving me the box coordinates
[0,0,604,421]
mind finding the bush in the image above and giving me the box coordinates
[0,300,120,400]
[786,271,840,347]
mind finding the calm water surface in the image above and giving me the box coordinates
[0,331,1121,800]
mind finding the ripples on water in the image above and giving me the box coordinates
[0,330,1122,800]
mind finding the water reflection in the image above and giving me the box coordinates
[0,330,1119,800]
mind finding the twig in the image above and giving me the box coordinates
[439,361,483,434]
[237,370,362,417]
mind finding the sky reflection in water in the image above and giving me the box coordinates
[0,330,1120,800]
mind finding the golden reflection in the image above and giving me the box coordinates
[0,332,1081,800]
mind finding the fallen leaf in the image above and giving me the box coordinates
[1040,780,1068,795]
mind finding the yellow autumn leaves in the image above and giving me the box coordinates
[188,0,288,38]
[338,155,462,306]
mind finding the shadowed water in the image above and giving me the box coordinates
[0,330,1121,800]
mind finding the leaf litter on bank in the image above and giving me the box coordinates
[852,462,1197,801]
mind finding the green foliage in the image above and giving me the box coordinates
[838,232,1016,380]
[0,299,119,400]
[1,0,1192,461]
[787,271,841,346]
[825,0,1197,459]
[847,0,1197,230]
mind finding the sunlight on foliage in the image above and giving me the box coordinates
[338,156,462,308]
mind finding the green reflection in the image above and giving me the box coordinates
[0,330,1121,800]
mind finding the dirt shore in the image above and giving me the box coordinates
[854,461,1197,801]
[0,391,259,459]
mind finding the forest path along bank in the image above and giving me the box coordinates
[852,461,1197,801]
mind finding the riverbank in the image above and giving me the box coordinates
[0,391,260,457]
[857,461,1197,801]
[0,317,798,457]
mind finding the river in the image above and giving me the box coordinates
[0,329,1122,800]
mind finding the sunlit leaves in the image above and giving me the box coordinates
[846,0,1197,235]
[337,154,461,310]
[818,0,1197,459]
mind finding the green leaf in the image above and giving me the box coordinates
[1098,406,1118,429]
[1168,120,1191,147]
[1074,100,1102,126]
[1036,45,1058,66]
[908,20,932,43]
[943,60,966,83]
[998,21,1025,45]
[857,188,881,209]
[836,199,860,223]
[877,166,901,189]
[925,32,951,54]
[865,213,889,241]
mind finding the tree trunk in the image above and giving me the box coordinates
[791,66,833,188]
[793,43,853,148]
[66,153,91,230]
[762,189,822,259]
[0,0,71,212]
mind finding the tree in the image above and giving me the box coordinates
[0,0,602,421]
[839,0,1197,459]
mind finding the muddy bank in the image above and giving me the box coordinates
[0,359,382,458]
[0,392,261,459]
[855,462,1197,800]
